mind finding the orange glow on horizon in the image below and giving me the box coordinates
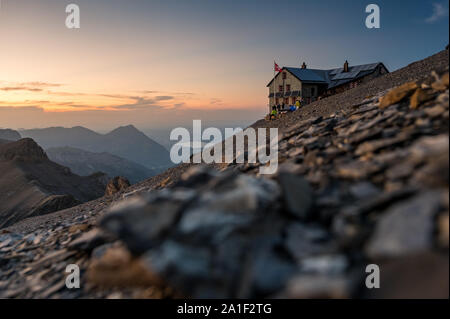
[0,82,266,113]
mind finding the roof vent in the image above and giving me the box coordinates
[343,60,349,72]
[301,62,307,69]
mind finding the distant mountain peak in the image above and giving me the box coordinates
[0,129,21,141]
[71,126,96,132]
[110,124,140,133]
[106,125,147,139]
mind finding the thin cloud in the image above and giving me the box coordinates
[110,96,165,110]
[16,92,172,111]
[98,93,136,99]
[425,2,449,23]
[173,102,186,108]
[95,94,174,109]
[45,91,87,97]
[19,82,62,88]
[0,105,44,111]
[0,86,43,92]
[140,90,163,94]
[170,92,196,96]
[0,80,63,92]
[154,96,174,101]
[0,82,200,112]
[139,90,196,96]
[210,98,223,105]
[0,81,63,92]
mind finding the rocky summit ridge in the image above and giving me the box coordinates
[0,49,448,299]
[0,138,48,162]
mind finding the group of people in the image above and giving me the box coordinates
[269,99,302,120]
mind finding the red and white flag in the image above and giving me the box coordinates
[274,61,282,72]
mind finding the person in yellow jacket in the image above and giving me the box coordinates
[295,100,301,109]
[270,106,278,120]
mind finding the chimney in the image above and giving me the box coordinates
[301,62,307,69]
[343,60,349,72]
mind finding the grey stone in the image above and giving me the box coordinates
[409,134,448,163]
[248,249,296,296]
[178,165,220,188]
[284,223,334,261]
[363,252,449,299]
[346,127,382,144]
[355,135,409,156]
[142,241,215,297]
[177,210,255,245]
[100,193,186,254]
[176,174,280,244]
[0,234,22,249]
[279,274,352,299]
[278,173,313,220]
[386,162,415,180]
[192,174,280,215]
[336,160,385,180]
[300,255,349,275]
[349,182,381,199]
[340,187,418,218]
[69,229,113,252]
[366,192,443,258]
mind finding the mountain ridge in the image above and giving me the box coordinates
[20,125,172,170]
[0,129,21,142]
[46,146,158,184]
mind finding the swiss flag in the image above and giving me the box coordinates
[274,61,282,72]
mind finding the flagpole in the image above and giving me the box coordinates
[273,59,276,111]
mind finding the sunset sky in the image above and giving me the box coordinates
[0,0,448,132]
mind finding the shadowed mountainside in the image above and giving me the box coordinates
[0,138,108,228]
[46,147,158,184]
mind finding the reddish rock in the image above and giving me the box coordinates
[105,176,131,196]
[379,82,418,108]
[410,88,432,109]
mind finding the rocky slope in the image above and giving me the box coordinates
[0,139,108,229]
[46,147,158,184]
[0,49,448,299]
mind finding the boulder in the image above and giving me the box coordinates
[366,191,443,258]
[105,176,131,196]
[379,82,418,108]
